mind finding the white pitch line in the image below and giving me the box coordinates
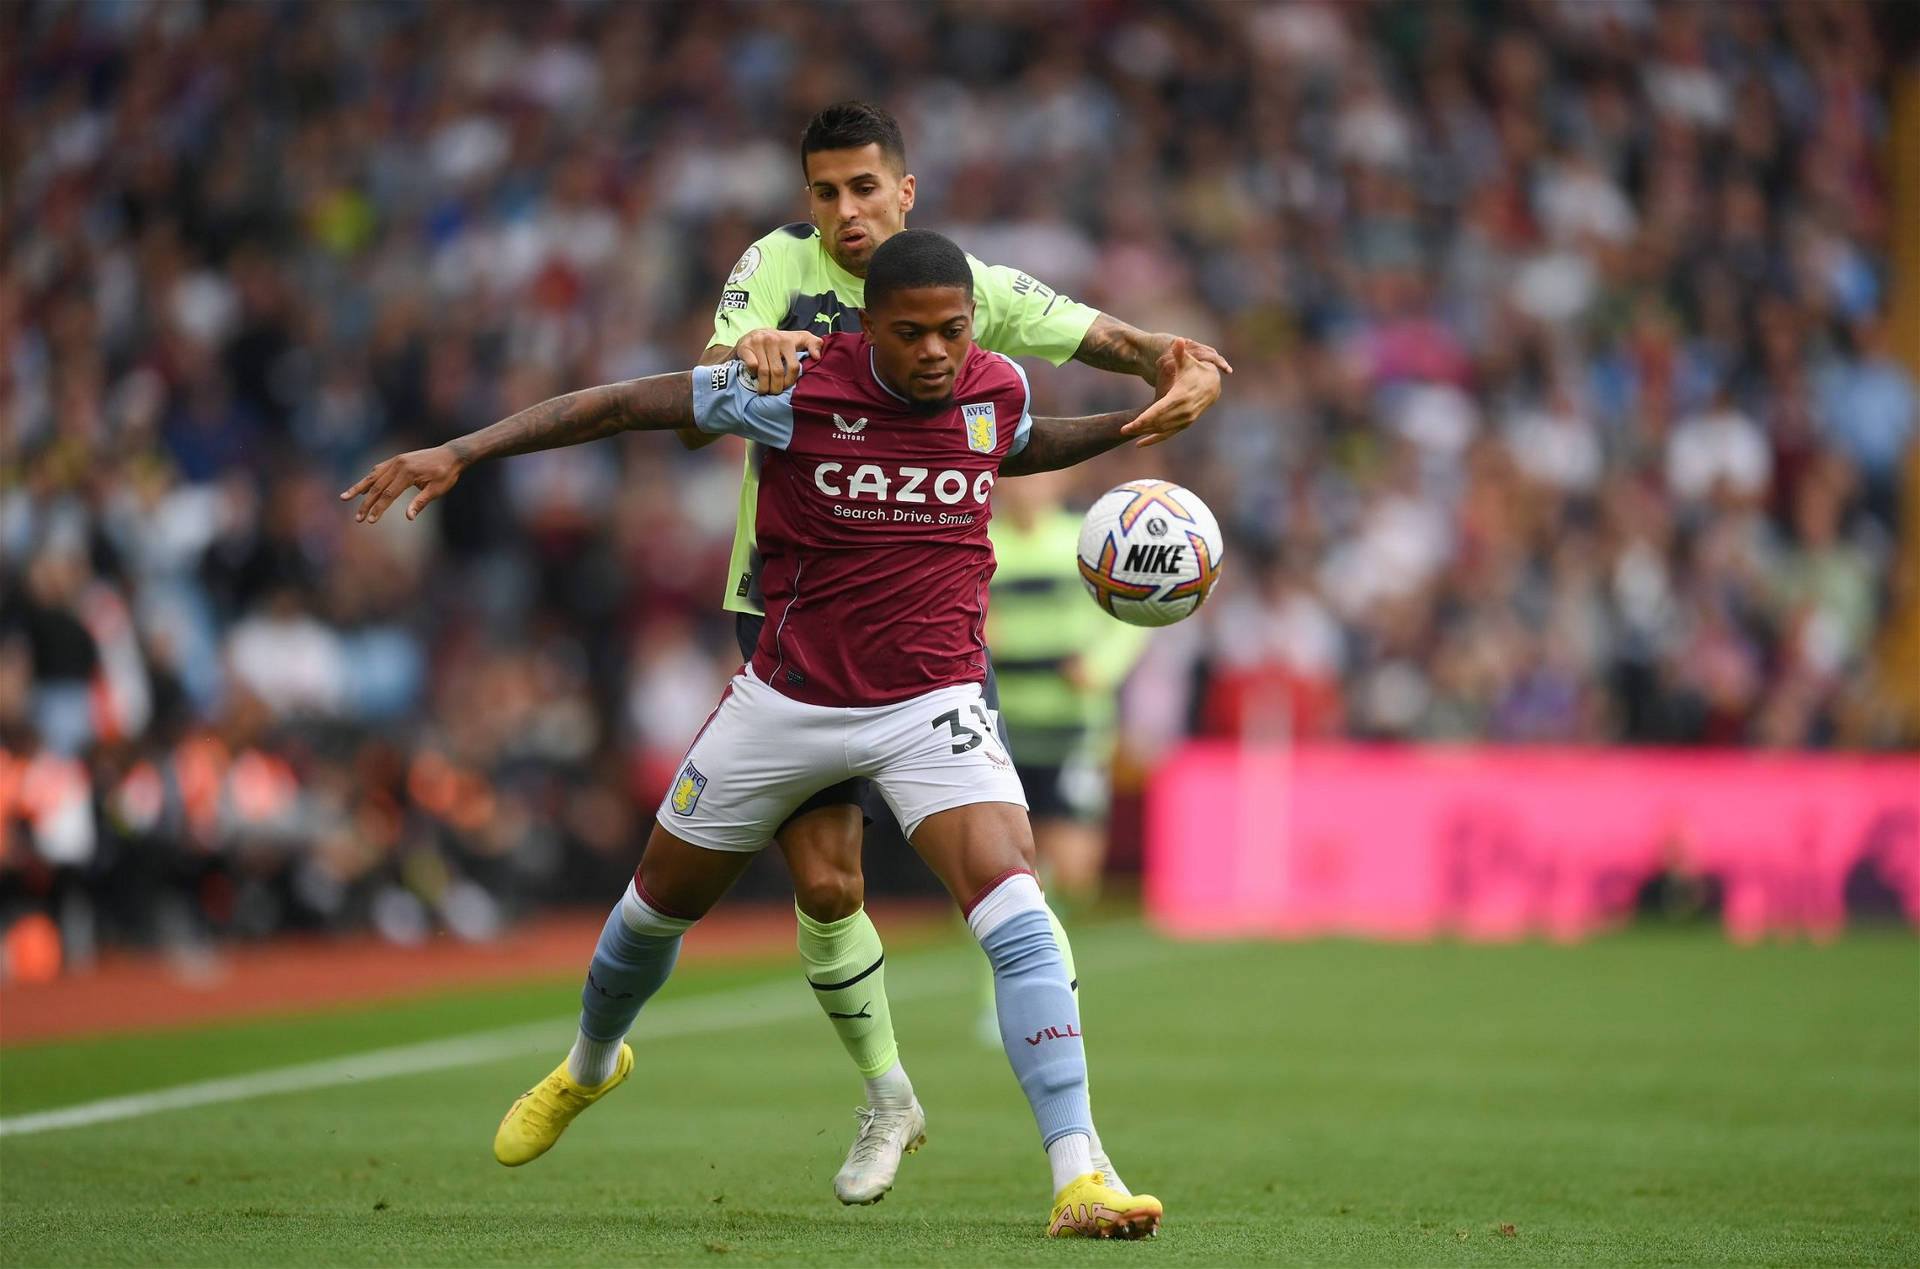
[0,973,937,1140]
[0,928,1195,1141]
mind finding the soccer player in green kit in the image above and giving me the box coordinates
[680,102,1230,1205]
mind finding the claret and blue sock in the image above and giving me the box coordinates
[567,879,693,1086]
[964,870,1102,1194]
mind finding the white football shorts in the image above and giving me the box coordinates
[656,668,1028,852]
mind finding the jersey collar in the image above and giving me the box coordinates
[868,348,911,404]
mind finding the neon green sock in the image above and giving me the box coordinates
[796,905,899,1080]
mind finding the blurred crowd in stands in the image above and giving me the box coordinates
[4,0,1915,963]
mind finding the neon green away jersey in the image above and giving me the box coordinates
[709,222,1100,615]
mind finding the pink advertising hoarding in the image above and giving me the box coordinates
[1144,745,1920,942]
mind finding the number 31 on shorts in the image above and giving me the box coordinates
[932,702,997,756]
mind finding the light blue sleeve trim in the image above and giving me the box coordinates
[690,361,797,449]
[995,353,1036,458]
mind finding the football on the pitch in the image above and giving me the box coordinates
[1075,480,1225,627]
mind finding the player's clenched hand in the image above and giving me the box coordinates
[1123,338,1222,449]
[734,329,822,394]
[339,446,462,524]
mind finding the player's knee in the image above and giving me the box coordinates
[792,866,864,922]
[778,807,865,921]
[631,855,721,926]
[617,878,699,939]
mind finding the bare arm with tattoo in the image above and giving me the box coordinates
[1072,315,1184,383]
[1071,314,1232,448]
[999,410,1146,477]
[1001,337,1200,476]
[341,372,696,524]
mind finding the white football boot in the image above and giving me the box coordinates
[833,1098,927,1204]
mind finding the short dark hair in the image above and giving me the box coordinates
[800,101,906,176]
[863,229,973,311]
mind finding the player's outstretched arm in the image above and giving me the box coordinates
[999,410,1146,477]
[1003,340,1199,476]
[1071,314,1231,449]
[341,372,695,524]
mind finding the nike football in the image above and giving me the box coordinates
[1074,480,1225,627]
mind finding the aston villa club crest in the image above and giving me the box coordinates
[669,763,707,816]
[961,402,997,453]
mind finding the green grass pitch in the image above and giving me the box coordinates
[2,922,1915,1266]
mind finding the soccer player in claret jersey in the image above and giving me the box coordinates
[341,229,1200,1238]
[686,100,1230,1206]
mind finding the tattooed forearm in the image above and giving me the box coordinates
[1071,315,1175,385]
[1000,410,1143,477]
[449,373,696,468]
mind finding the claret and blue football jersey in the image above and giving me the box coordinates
[691,332,1034,708]
[707,222,1099,617]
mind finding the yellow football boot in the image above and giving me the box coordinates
[1046,1170,1163,1239]
[492,1044,634,1166]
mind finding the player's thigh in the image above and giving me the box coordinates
[636,820,760,919]
[857,683,1027,837]
[779,776,869,837]
[659,671,851,854]
[906,800,1037,907]
[775,798,864,865]
[853,682,1031,900]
